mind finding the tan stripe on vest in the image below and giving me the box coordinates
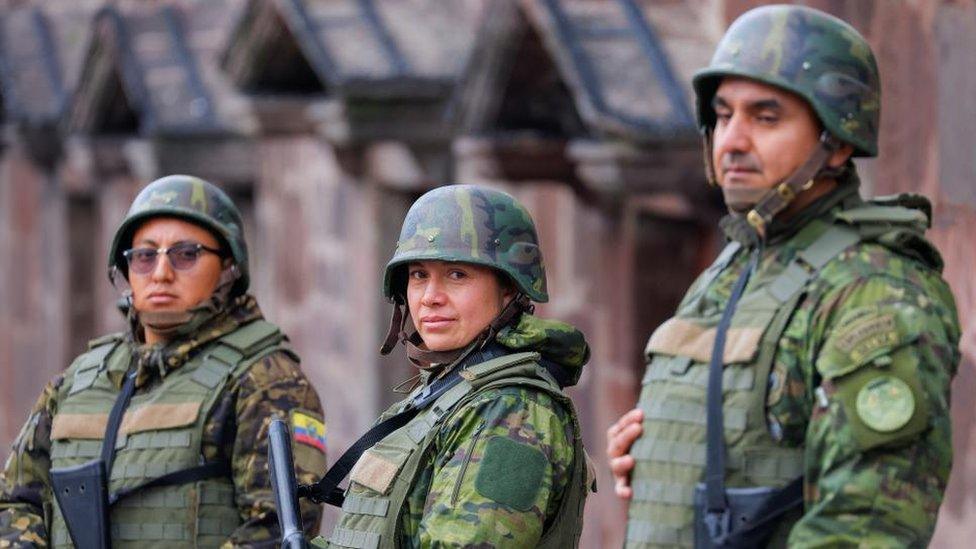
[51,402,201,440]
[645,317,762,364]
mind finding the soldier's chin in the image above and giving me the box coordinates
[140,309,195,332]
[722,186,768,214]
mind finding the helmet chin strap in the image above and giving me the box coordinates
[702,129,842,239]
[379,295,408,356]
[112,264,242,343]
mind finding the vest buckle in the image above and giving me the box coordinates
[704,508,731,545]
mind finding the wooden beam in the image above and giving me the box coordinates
[568,139,708,198]
[453,134,578,184]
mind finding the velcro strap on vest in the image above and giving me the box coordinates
[799,226,860,268]
[630,440,803,479]
[631,479,696,505]
[341,494,391,517]
[836,205,928,226]
[767,224,860,303]
[52,439,103,459]
[191,321,286,389]
[626,519,694,546]
[70,340,121,395]
[123,430,192,450]
[111,461,188,481]
[70,369,100,396]
[113,522,188,541]
[460,352,539,387]
[642,399,748,431]
[218,320,284,357]
[192,345,244,388]
[127,489,188,509]
[642,361,756,391]
[109,461,232,505]
[330,527,381,549]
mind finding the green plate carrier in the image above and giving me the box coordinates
[49,320,292,548]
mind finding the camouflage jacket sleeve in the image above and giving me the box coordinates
[412,385,576,547]
[217,350,327,548]
[781,266,960,547]
[0,375,63,548]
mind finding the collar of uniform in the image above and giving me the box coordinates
[720,168,863,247]
[126,294,264,388]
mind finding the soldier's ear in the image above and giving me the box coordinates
[828,143,854,168]
[497,273,517,302]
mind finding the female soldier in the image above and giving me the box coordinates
[0,175,326,547]
[316,184,592,548]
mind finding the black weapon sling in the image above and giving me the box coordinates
[300,343,543,507]
[694,249,805,548]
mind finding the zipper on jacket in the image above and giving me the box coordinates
[450,424,485,507]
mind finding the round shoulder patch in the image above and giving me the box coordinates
[855,376,915,433]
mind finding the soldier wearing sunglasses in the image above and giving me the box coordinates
[0,175,327,547]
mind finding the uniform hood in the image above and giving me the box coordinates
[495,313,589,387]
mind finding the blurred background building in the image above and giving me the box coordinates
[0,0,973,546]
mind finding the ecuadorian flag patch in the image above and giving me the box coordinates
[292,411,326,453]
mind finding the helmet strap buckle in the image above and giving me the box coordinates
[744,131,840,239]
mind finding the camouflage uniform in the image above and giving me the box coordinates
[625,6,960,548]
[396,314,589,547]
[0,176,327,547]
[318,185,592,548]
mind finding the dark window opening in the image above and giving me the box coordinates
[90,68,139,135]
[495,24,585,137]
[238,11,327,96]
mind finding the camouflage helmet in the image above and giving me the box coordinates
[693,4,880,157]
[383,185,548,303]
[109,175,249,296]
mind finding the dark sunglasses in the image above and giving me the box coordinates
[123,242,222,275]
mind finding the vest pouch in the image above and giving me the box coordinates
[692,476,802,549]
[50,459,111,549]
[349,439,414,496]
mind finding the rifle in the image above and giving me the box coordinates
[268,418,309,549]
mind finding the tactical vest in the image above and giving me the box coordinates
[319,352,589,549]
[625,201,932,548]
[48,320,291,549]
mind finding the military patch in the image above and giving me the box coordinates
[350,449,400,494]
[855,376,915,433]
[833,313,898,363]
[474,436,546,511]
[291,410,326,453]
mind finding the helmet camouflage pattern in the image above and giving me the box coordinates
[693,4,880,157]
[109,174,249,296]
[383,184,548,303]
